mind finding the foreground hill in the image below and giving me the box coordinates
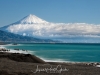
[0,30,54,43]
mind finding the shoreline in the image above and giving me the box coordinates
[0,47,100,64]
[0,52,99,75]
[0,48,100,74]
[1,43,100,63]
[0,46,100,63]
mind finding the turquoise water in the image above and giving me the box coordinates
[3,43,100,62]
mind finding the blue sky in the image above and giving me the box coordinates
[0,0,100,27]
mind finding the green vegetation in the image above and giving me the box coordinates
[0,30,54,43]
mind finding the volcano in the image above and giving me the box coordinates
[1,14,100,43]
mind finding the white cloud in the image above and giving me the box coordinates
[7,23,100,38]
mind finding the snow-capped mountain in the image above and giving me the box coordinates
[18,14,48,24]
[1,14,100,43]
[0,14,49,37]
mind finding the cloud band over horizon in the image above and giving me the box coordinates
[6,23,100,38]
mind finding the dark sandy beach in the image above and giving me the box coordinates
[0,49,100,75]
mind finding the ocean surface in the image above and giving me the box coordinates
[2,43,100,62]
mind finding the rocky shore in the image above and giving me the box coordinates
[0,48,100,75]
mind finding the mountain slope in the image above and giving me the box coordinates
[0,14,48,31]
[0,30,54,43]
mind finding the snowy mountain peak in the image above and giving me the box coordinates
[19,14,48,24]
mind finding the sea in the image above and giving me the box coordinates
[2,43,100,62]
